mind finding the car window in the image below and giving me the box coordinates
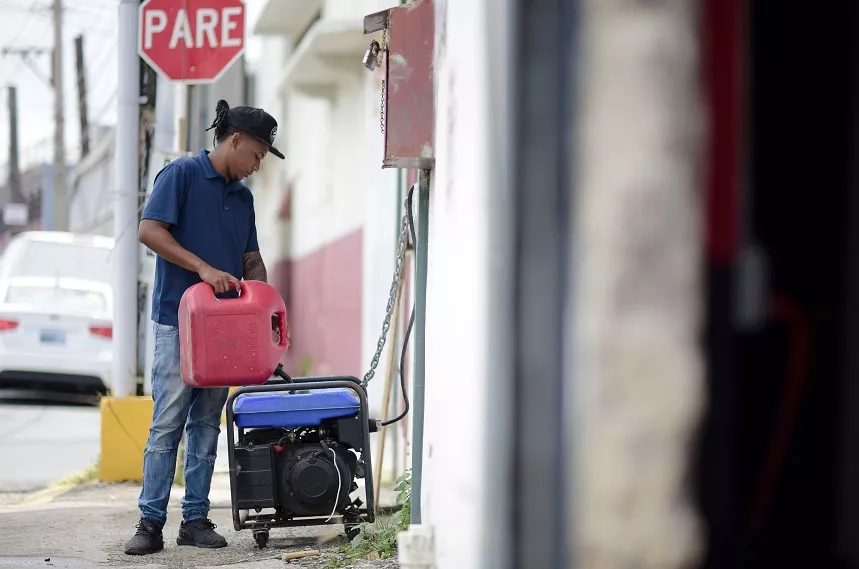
[4,286,107,311]
[9,241,113,285]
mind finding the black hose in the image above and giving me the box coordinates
[381,185,417,427]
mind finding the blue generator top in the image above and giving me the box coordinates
[233,388,361,429]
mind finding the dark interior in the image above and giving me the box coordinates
[697,1,859,567]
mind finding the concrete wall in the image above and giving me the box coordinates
[418,1,493,566]
[246,1,707,566]
[570,2,705,567]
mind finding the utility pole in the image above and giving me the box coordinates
[74,35,90,158]
[184,85,196,152]
[137,58,157,388]
[7,86,24,205]
[113,0,140,398]
[52,0,68,231]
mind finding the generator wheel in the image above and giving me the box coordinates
[345,524,360,541]
[253,529,269,549]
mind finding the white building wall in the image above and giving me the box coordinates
[360,68,403,479]
[323,0,371,22]
[249,35,291,269]
[70,130,115,237]
[246,0,408,482]
[280,70,404,478]
[421,0,492,567]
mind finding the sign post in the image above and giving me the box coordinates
[138,0,246,83]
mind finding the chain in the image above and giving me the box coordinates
[379,28,387,135]
[362,207,411,389]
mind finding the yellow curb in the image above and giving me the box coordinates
[18,459,100,506]
[19,484,76,506]
[19,477,86,506]
[100,396,153,483]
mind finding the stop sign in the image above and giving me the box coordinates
[138,0,245,83]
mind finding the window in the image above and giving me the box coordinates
[5,286,107,311]
[10,241,113,285]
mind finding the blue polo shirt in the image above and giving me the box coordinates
[142,150,259,327]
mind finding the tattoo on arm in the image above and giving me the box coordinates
[243,251,268,283]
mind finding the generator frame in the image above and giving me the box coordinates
[224,371,377,547]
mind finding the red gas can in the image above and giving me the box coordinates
[179,280,289,388]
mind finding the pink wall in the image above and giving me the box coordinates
[272,229,363,378]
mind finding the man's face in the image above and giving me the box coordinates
[229,132,269,180]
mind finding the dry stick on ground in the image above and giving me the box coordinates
[373,266,405,511]
[282,549,320,561]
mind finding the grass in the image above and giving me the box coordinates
[324,470,411,568]
[173,467,185,487]
[57,458,100,486]
[173,437,186,487]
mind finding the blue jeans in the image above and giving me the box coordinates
[138,322,229,528]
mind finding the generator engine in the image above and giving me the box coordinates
[229,386,372,549]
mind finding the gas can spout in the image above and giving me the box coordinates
[272,364,293,383]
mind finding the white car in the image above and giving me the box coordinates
[0,231,115,394]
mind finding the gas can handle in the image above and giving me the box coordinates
[273,311,289,349]
[210,281,242,297]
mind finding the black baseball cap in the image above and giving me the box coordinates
[223,106,285,160]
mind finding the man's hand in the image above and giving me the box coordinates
[198,264,241,294]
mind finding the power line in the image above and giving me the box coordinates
[0,3,38,48]
[1,47,52,88]
[76,0,116,133]
[0,0,115,170]
[0,3,113,33]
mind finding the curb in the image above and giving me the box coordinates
[17,465,228,507]
[18,483,78,506]
[18,465,96,506]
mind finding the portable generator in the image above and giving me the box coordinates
[225,364,378,549]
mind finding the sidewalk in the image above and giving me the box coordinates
[0,471,399,569]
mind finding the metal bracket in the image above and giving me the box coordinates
[363,9,390,34]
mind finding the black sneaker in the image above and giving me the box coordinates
[176,518,228,548]
[124,520,164,555]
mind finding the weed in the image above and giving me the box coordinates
[173,437,186,487]
[299,355,313,376]
[324,470,411,568]
[58,458,100,486]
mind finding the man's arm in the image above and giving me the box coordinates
[243,251,268,283]
[139,220,240,293]
[139,220,205,274]
[243,201,266,282]
[242,251,278,333]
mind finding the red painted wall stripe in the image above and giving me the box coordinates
[703,0,744,264]
[273,229,363,377]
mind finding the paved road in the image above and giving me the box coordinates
[0,392,100,500]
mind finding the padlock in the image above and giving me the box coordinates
[363,40,381,71]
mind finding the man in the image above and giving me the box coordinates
[125,100,284,556]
